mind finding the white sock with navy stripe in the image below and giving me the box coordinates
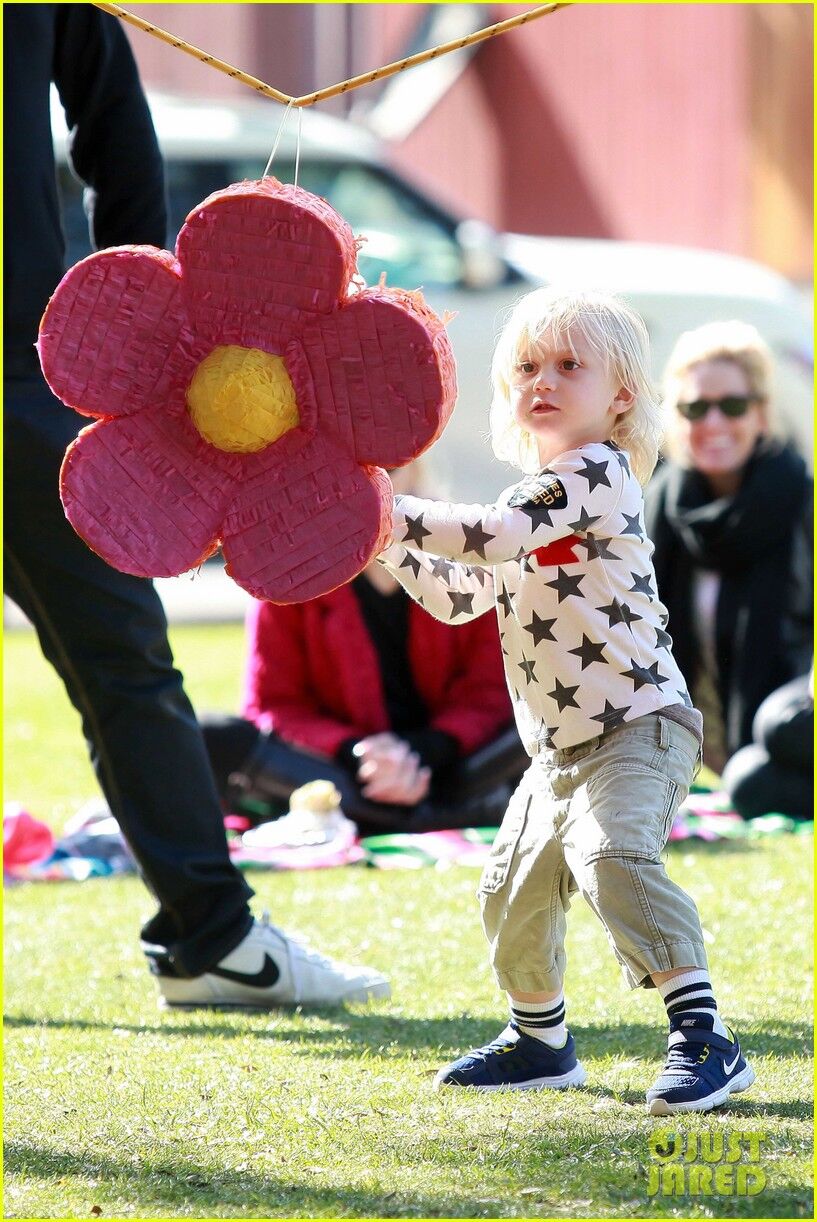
[656,971,729,1039]
[510,992,567,1047]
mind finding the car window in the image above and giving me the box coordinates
[274,162,463,289]
[57,158,464,290]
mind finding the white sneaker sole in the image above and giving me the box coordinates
[647,1064,755,1115]
[434,1060,588,1092]
[156,977,391,1009]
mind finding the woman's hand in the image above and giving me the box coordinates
[352,733,431,805]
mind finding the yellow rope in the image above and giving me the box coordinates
[293,4,571,107]
[91,1,570,109]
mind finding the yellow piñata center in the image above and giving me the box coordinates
[187,345,299,453]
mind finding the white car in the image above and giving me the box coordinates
[53,90,812,501]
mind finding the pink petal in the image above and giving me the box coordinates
[221,432,392,603]
[291,287,457,468]
[38,248,200,418]
[60,406,237,577]
[177,179,358,353]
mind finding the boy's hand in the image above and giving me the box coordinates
[353,733,431,805]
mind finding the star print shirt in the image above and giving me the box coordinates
[379,442,694,752]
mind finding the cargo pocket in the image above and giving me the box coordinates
[658,779,680,849]
[478,793,531,895]
[582,764,676,862]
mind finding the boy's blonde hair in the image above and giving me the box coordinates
[489,287,661,486]
[661,320,775,464]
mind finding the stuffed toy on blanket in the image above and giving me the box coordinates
[38,179,457,603]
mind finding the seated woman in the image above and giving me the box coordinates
[721,670,813,820]
[644,320,813,777]
[202,466,526,835]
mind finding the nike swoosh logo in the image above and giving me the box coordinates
[724,1050,741,1075]
[211,953,280,989]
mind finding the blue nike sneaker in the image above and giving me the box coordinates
[647,1017,755,1115]
[434,1023,587,1091]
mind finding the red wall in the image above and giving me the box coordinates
[389,4,749,250]
[122,3,811,272]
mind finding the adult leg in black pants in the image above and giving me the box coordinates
[4,380,389,1006]
[722,673,813,820]
[202,713,528,834]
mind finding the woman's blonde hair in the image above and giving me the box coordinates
[661,320,775,463]
[489,287,662,486]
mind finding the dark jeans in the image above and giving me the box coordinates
[722,674,813,820]
[4,378,253,975]
[201,714,528,835]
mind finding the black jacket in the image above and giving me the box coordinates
[4,3,166,379]
[644,441,813,756]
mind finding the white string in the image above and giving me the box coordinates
[262,98,296,179]
[293,106,303,188]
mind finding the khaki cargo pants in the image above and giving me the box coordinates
[479,712,707,992]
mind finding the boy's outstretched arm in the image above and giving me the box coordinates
[390,450,627,568]
[379,539,495,624]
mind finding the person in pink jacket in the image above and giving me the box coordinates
[201,467,525,834]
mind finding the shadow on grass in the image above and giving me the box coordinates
[568,1079,813,1122]
[4,1011,812,1061]
[4,1136,812,1220]
[3,1139,492,1218]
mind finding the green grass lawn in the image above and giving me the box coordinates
[4,624,814,1218]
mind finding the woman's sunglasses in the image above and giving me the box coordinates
[675,394,759,421]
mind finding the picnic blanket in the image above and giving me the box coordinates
[4,783,813,882]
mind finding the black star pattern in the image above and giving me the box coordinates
[628,571,656,598]
[619,601,643,628]
[677,689,694,709]
[545,567,585,603]
[399,552,422,578]
[462,520,496,559]
[466,565,488,587]
[567,507,603,533]
[620,511,644,539]
[518,656,537,685]
[620,659,670,690]
[539,722,558,749]
[568,634,607,670]
[596,598,643,629]
[655,626,673,651]
[402,512,432,549]
[496,587,515,617]
[514,499,562,530]
[604,440,631,471]
[547,676,580,712]
[575,456,612,493]
[576,533,621,562]
[447,590,474,618]
[597,598,624,626]
[523,611,558,646]
[431,556,454,581]
[589,699,631,729]
[519,554,537,574]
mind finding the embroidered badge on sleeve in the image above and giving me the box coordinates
[507,472,568,513]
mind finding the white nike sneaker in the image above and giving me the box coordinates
[144,913,391,1008]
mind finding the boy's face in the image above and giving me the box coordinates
[510,328,633,467]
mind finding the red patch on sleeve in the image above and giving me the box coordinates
[529,535,581,566]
